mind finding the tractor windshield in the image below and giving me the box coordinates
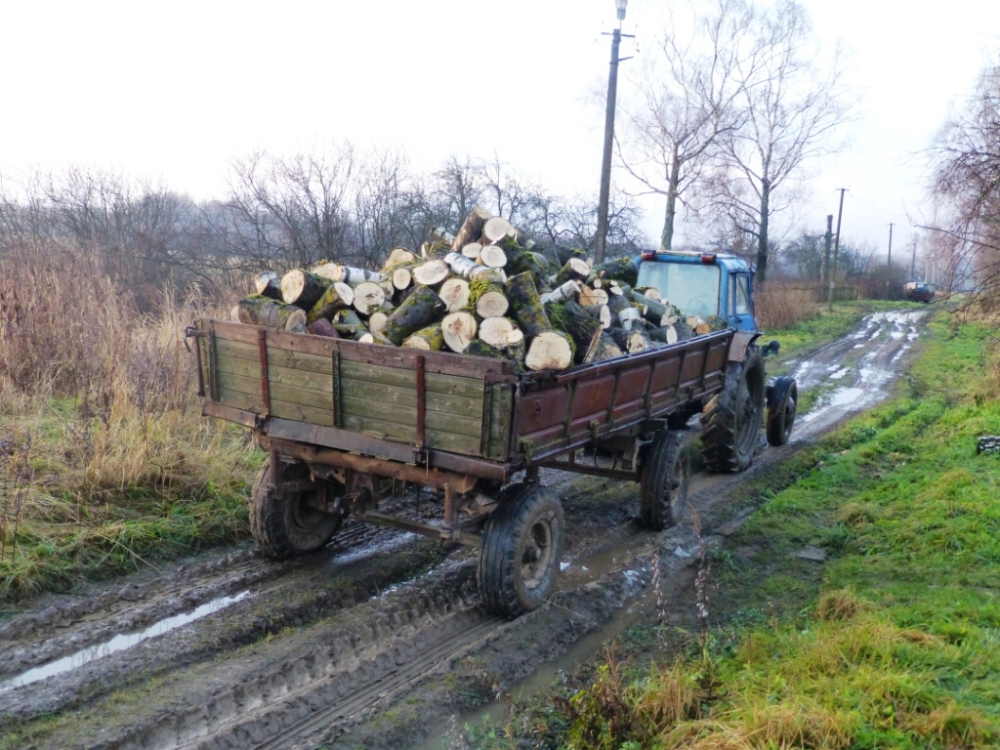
[636,261,720,319]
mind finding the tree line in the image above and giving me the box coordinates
[0,149,645,306]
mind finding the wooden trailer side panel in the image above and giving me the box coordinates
[197,319,515,460]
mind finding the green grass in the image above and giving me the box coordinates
[478,311,1000,749]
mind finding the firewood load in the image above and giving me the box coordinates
[231,208,729,372]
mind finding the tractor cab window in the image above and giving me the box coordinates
[734,274,751,316]
[636,261,720,319]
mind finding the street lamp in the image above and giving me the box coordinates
[594,0,631,264]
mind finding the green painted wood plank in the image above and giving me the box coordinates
[340,395,483,439]
[339,377,482,418]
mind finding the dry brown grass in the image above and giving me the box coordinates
[753,280,820,330]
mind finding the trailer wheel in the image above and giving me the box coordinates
[478,484,564,619]
[766,377,797,447]
[639,431,689,530]
[700,350,766,473]
[250,460,341,559]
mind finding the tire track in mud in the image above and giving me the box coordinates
[1,309,929,750]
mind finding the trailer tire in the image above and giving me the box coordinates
[766,377,797,447]
[639,431,689,530]
[478,484,564,619]
[250,460,341,559]
[700,350,766,473]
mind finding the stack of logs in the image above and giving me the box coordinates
[235,207,724,373]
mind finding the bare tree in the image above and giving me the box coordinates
[924,58,1000,307]
[617,0,755,252]
[708,0,852,281]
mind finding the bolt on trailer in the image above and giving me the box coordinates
[189,252,795,618]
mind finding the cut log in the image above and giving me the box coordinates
[627,289,669,326]
[606,291,633,326]
[307,318,339,338]
[554,247,590,267]
[339,265,381,285]
[588,257,638,287]
[469,277,510,318]
[402,323,444,351]
[230,305,240,322]
[439,277,471,313]
[392,265,414,291]
[337,308,365,327]
[548,301,604,364]
[651,320,693,344]
[686,315,703,329]
[578,286,610,307]
[311,262,340,282]
[452,207,493,251]
[636,286,661,301]
[411,259,450,287]
[421,239,452,260]
[441,311,478,353]
[254,271,281,299]
[307,281,355,323]
[352,281,386,316]
[540,280,581,306]
[280,269,330,309]
[504,327,527,364]
[465,340,506,360]
[506,272,552,337]
[478,317,518,348]
[477,244,507,269]
[695,322,712,335]
[481,216,516,244]
[554,257,591,286]
[525,330,574,371]
[461,242,483,260]
[382,286,445,346]
[368,311,389,338]
[383,247,417,270]
[593,333,624,362]
[379,277,396,298]
[607,327,646,354]
[238,295,307,332]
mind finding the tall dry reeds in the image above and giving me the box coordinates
[753,280,819,330]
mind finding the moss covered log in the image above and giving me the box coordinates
[589,256,637,287]
[505,272,552,337]
[307,281,354,323]
[547,300,604,364]
[238,295,307,331]
[382,285,445,345]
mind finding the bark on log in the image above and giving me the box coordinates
[588,257,637,287]
[607,327,646,354]
[281,269,331,309]
[421,239,452,259]
[468,277,510,318]
[525,330,575,371]
[548,301,604,364]
[307,281,355,323]
[444,252,506,283]
[307,318,339,338]
[465,340,506,360]
[627,289,669,326]
[352,281,386,316]
[584,304,612,327]
[452,207,493,251]
[402,323,444,351]
[238,295,307,332]
[382,286,445,346]
[382,247,417,270]
[578,286,610,307]
[441,311,478,353]
[411,259,450,287]
[505,272,552,337]
[504,327,527,365]
[593,333,624,362]
[254,271,281,299]
[540,280,580,306]
[606,291,633,326]
[368,311,389,338]
[439,277,471,313]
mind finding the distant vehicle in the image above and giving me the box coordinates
[905,281,935,303]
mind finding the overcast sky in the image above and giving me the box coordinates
[1,0,997,259]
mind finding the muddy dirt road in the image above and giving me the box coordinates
[0,310,927,750]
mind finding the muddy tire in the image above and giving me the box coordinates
[700,350,766,473]
[478,484,564,619]
[250,460,341,559]
[639,431,689,530]
[766,377,797,447]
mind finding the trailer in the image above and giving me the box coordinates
[189,251,796,618]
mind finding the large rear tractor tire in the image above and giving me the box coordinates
[700,350,766,473]
[639,430,689,531]
[478,484,565,619]
[766,377,798,447]
[250,459,341,559]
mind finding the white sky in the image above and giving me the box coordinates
[1,0,997,260]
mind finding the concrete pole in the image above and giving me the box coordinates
[886,223,893,299]
[828,189,847,311]
[594,27,622,265]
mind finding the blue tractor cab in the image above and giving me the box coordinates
[634,250,757,333]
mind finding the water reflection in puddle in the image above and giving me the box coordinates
[0,591,250,694]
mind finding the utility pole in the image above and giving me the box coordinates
[910,238,917,282]
[594,1,633,265]
[886,223,894,299]
[820,214,832,286]
[827,189,847,311]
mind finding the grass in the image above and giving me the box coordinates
[466,311,1000,749]
[0,243,255,603]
